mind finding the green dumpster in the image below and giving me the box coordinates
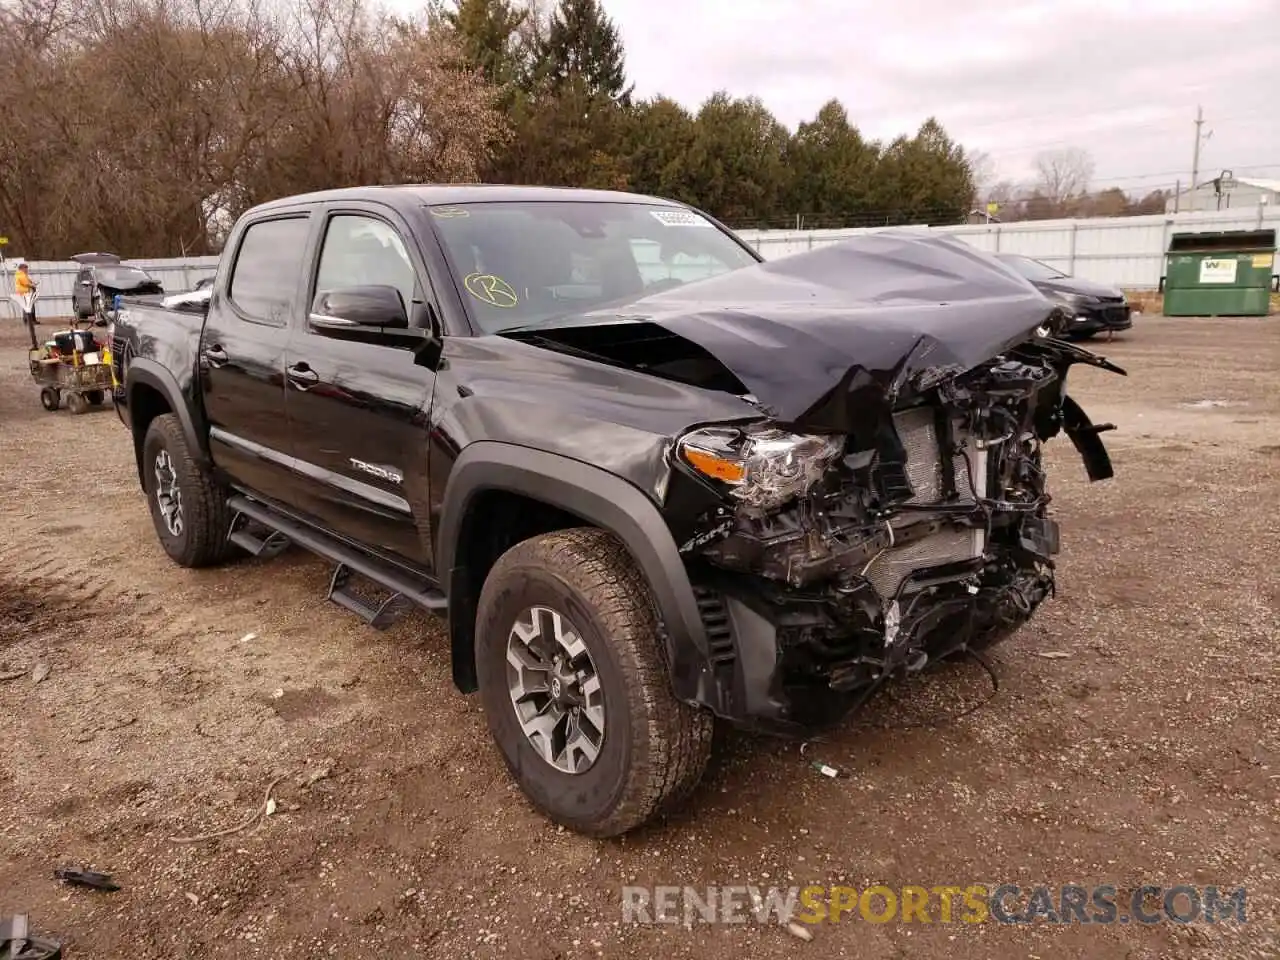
[1162,229,1275,317]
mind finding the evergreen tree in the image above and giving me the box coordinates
[437,0,527,93]
[620,96,698,203]
[783,99,880,226]
[869,117,974,224]
[684,92,789,226]
[539,0,632,104]
[493,75,630,189]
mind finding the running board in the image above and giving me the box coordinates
[227,513,293,558]
[327,563,415,629]
[226,495,448,630]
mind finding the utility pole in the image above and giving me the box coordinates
[1189,106,1205,213]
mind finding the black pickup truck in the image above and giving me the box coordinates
[111,185,1123,837]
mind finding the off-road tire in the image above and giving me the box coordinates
[86,390,105,406]
[475,527,713,837]
[40,387,59,412]
[67,392,88,415]
[142,413,235,568]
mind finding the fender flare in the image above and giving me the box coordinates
[437,441,715,704]
[124,358,208,483]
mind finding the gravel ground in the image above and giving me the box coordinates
[1,316,1277,959]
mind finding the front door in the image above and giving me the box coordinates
[282,208,440,568]
[201,212,313,505]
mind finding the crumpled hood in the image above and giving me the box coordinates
[503,230,1058,432]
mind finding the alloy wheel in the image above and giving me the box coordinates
[153,449,185,538]
[506,605,606,774]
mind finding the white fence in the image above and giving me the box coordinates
[737,204,1280,291]
[4,204,1277,318]
[1,256,220,320]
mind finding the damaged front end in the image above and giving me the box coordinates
[665,336,1122,733]
[496,229,1127,735]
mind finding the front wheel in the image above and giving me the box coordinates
[141,414,235,568]
[475,528,713,837]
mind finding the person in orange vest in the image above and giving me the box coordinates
[14,262,40,349]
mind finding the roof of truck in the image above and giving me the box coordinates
[251,183,685,213]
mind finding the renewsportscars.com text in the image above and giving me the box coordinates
[621,883,1248,926]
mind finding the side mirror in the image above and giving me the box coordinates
[310,285,408,333]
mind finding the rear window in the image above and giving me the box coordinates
[94,265,155,288]
[228,216,311,324]
[1002,256,1067,281]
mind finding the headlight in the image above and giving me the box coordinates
[1048,290,1093,308]
[676,423,844,510]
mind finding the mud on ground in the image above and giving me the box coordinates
[0,317,1277,959]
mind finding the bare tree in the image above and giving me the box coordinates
[1032,147,1095,212]
[0,0,508,258]
[965,148,996,204]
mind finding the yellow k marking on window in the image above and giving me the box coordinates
[464,273,518,308]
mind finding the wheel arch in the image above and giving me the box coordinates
[125,359,206,490]
[437,442,712,703]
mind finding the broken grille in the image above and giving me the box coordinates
[863,407,988,600]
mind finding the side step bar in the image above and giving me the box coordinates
[228,515,292,559]
[227,495,448,630]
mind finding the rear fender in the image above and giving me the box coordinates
[124,358,208,487]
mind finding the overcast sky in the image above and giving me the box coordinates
[390,0,1278,197]
[601,0,1278,195]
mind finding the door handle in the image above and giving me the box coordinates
[287,362,320,390]
[203,345,228,367]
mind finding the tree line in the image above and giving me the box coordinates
[0,0,1168,260]
[0,0,982,258]
[978,147,1172,222]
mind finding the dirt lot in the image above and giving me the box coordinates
[1,317,1277,959]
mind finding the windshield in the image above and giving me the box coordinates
[427,201,759,333]
[1002,255,1068,281]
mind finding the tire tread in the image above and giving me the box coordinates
[143,413,234,568]
[482,527,713,837]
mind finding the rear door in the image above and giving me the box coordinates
[281,204,441,568]
[200,209,314,505]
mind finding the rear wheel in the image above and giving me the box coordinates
[475,528,713,837]
[86,390,105,405]
[67,392,88,415]
[39,387,59,412]
[141,414,235,568]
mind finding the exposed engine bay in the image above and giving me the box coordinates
[666,337,1122,725]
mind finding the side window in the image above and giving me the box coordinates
[228,216,311,325]
[313,214,417,319]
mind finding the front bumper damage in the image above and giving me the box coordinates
[668,339,1122,734]
[1065,299,1133,337]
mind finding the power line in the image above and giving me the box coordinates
[942,104,1273,145]
[987,162,1280,191]
[972,117,1273,164]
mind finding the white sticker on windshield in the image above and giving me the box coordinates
[650,209,714,228]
